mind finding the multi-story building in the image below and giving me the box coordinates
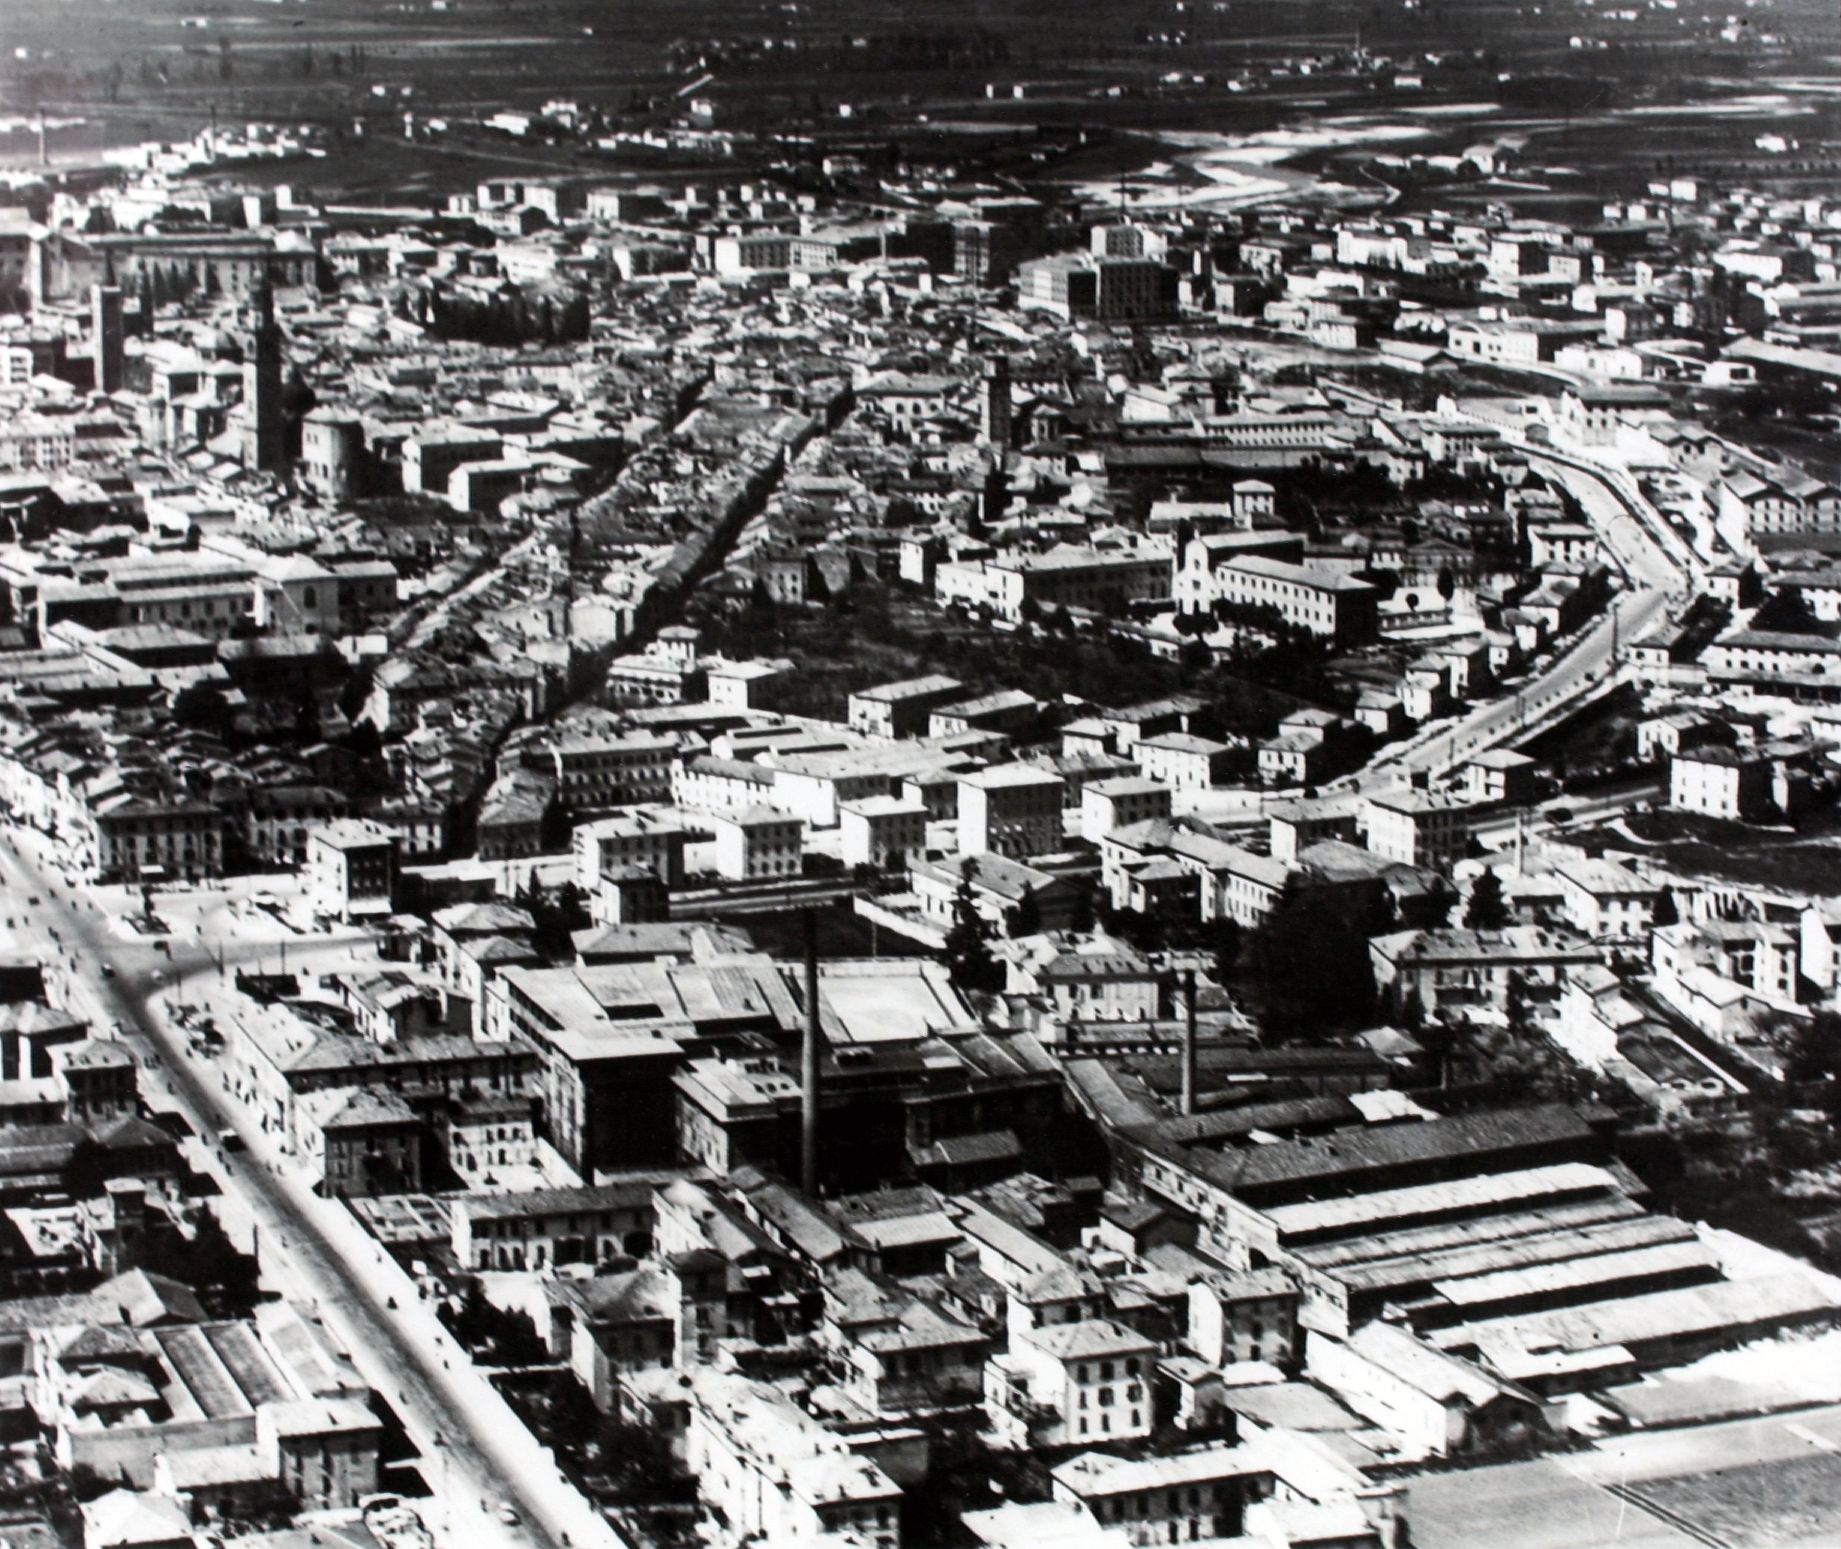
[1555,859,1661,941]
[711,807,803,880]
[451,1181,658,1271]
[840,796,929,872]
[1669,744,1775,821]
[53,1039,138,1126]
[603,651,705,705]
[402,428,504,495]
[1363,791,1476,872]
[1170,530,1303,611]
[705,658,788,709]
[1007,946,1163,1023]
[1462,750,1539,806]
[848,676,966,739]
[1080,777,1171,839]
[247,785,349,868]
[686,1372,902,1549]
[298,1088,423,1198]
[855,372,960,427]
[484,960,785,1175]
[367,796,446,859]
[304,818,398,922]
[1717,464,1841,537]
[1134,734,1235,792]
[444,1092,539,1184]
[1369,926,1603,1019]
[1016,253,1180,322]
[934,547,1172,624]
[674,1010,1052,1193]
[573,811,690,891]
[92,793,224,884]
[1049,1445,1275,1546]
[986,1319,1158,1450]
[674,755,779,816]
[1267,797,1360,863]
[1703,630,1841,685]
[227,1008,540,1164]
[929,690,1041,740]
[1186,1268,1301,1368]
[959,766,1065,859]
[1654,918,1801,1003]
[1190,552,1378,644]
[538,732,676,810]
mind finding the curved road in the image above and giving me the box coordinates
[1338,447,1696,795]
[0,830,617,1549]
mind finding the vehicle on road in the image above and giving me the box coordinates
[217,1126,243,1152]
[497,1505,519,1526]
[100,963,115,978]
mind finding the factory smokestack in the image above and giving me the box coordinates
[802,908,822,1197]
[1181,968,1198,1117]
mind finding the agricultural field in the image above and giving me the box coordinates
[1626,1453,1841,1549]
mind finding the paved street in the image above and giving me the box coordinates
[1339,450,1690,797]
[0,827,622,1549]
[1354,584,1671,792]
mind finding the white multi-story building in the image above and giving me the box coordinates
[1363,791,1474,871]
[934,546,1171,624]
[686,1372,902,1549]
[840,796,929,872]
[541,732,677,809]
[985,1319,1157,1451]
[848,675,966,739]
[573,812,689,890]
[1555,859,1660,941]
[673,755,778,817]
[959,766,1065,859]
[1081,777,1171,838]
[304,819,398,922]
[711,806,802,880]
[1668,744,1774,821]
[1184,549,1378,643]
[1135,733,1235,792]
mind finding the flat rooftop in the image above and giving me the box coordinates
[1263,1162,1625,1245]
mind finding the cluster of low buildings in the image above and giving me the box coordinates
[4,73,1841,1549]
[0,942,388,1547]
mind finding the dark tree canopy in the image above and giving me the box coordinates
[1254,879,1375,1038]
[943,858,1001,992]
[1464,868,1512,931]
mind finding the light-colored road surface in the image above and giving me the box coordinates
[0,828,621,1549]
[1467,776,1664,847]
[1342,448,1694,796]
[1353,585,1671,792]
[1529,448,1698,595]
